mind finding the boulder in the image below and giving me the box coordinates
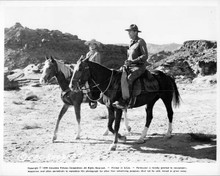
[25,91,39,101]
[24,64,41,74]
[4,73,20,90]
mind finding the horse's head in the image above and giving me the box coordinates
[39,56,58,84]
[69,56,90,91]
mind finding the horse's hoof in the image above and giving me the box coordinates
[109,144,117,151]
[137,138,145,144]
[75,135,80,140]
[52,136,57,143]
[127,126,131,132]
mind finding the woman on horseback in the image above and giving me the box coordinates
[84,39,102,109]
[85,39,102,64]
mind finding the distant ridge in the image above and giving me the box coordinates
[114,43,182,53]
[147,43,182,53]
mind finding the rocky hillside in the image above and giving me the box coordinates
[5,23,184,70]
[4,23,217,86]
[4,23,127,70]
[149,40,217,82]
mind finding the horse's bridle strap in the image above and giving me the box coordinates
[91,69,114,95]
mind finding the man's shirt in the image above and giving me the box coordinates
[127,37,148,66]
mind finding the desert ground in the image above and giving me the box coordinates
[3,77,217,163]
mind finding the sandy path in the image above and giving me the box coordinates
[3,83,216,163]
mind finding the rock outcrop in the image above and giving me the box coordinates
[5,23,127,70]
[151,40,217,81]
[4,73,20,90]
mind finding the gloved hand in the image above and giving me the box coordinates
[124,60,133,66]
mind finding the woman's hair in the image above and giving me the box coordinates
[89,43,100,51]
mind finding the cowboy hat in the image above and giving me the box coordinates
[125,24,141,32]
[84,39,101,47]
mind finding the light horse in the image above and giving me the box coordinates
[69,58,181,150]
[39,56,130,142]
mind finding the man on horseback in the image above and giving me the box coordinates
[113,24,150,109]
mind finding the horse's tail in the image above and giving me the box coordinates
[170,76,181,108]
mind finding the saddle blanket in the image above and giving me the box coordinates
[131,70,159,97]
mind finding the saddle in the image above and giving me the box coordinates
[127,69,159,97]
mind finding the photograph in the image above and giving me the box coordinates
[1,0,219,175]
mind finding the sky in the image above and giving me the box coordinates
[1,0,219,45]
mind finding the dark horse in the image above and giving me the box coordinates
[39,56,130,142]
[69,57,181,150]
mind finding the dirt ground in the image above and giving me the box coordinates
[3,81,217,163]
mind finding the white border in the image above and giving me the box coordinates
[0,0,219,175]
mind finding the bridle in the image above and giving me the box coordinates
[41,60,59,84]
[75,65,114,102]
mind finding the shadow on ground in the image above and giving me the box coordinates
[124,133,216,161]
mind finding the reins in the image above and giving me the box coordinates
[83,69,114,102]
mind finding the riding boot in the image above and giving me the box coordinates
[112,70,129,109]
[128,96,136,108]
[127,83,136,108]
[112,98,128,109]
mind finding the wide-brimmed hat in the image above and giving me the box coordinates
[125,24,141,32]
[84,39,101,47]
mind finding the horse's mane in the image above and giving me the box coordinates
[87,60,122,99]
[87,60,110,71]
[55,59,73,79]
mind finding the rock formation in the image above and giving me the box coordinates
[4,23,127,70]
[151,40,217,81]
[4,23,217,89]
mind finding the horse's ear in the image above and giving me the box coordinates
[50,56,55,62]
[79,55,84,61]
[77,55,84,63]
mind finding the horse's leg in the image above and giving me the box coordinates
[52,104,69,142]
[161,97,173,137]
[103,118,109,136]
[104,109,130,136]
[123,109,131,133]
[103,107,110,136]
[73,103,81,140]
[106,105,115,135]
[109,109,124,151]
[137,98,158,144]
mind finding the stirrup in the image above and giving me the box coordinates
[90,102,97,109]
[128,97,136,108]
